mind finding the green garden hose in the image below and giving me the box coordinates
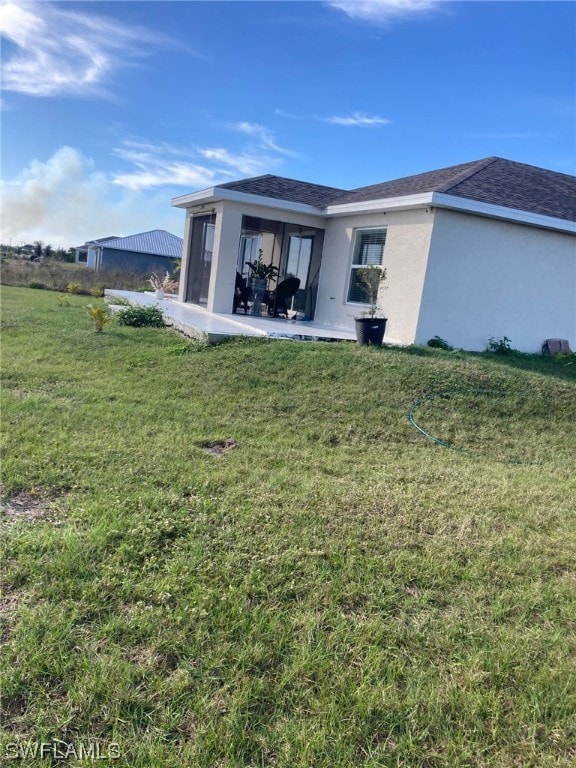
[407,389,507,452]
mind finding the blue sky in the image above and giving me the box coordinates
[1,0,574,247]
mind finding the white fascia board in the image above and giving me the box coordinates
[326,193,433,217]
[172,186,325,217]
[216,188,325,216]
[430,193,576,234]
[171,188,218,209]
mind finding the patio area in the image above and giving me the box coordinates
[105,290,357,343]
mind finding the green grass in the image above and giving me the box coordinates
[1,286,575,767]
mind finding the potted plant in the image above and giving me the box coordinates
[354,265,388,346]
[246,250,279,315]
[148,271,179,300]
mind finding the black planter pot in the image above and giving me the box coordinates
[354,317,387,346]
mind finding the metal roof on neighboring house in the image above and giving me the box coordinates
[211,157,576,223]
[81,230,183,258]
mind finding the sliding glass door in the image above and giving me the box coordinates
[185,214,215,306]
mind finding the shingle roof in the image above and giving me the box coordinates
[439,157,576,222]
[337,157,576,221]
[214,158,576,223]
[219,175,346,207]
[335,158,490,204]
[97,230,183,258]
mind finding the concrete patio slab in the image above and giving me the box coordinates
[105,290,357,343]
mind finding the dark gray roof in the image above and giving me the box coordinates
[219,174,346,207]
[441,157,576,222]
[339,157,576,221]
[216,158,576,223]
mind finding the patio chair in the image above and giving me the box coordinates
[233,272,251,314]
[264,277,301,317]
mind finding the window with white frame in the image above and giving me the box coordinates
[347,228,387,303]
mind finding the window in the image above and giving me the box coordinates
[238,234,262,275]
[347,228,386,303]
[285,235,313,285]
[202,222,215,264]
[77,250,88,263]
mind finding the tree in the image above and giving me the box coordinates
[32,241,43,261]
[53,247,75,263]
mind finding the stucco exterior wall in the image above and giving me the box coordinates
[316,209,434,343]
[416,209,576,352]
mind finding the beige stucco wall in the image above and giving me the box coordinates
[417,209,576,352]
[316,209,435,343]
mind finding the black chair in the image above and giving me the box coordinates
[263,277,300,317]
[233,272,251,314]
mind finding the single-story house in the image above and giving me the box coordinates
[171,157,576,352]
[75,230,183,274]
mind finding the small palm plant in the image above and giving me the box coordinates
[87,303,111,333]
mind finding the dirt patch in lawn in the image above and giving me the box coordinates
[0,490,64,528]
[202,438,238,456]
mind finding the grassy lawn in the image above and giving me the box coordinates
[1,286,575,767]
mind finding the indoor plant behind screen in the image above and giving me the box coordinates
[246,250,279,315]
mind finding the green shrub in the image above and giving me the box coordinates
[90,286,105,298]
[554,351,575,367]
[66,282,81,294]
[29,282,46,289]
[487,335,514,355]
[427,335,453,351]
[115,305,164,328]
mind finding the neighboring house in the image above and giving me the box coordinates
[75,230,183,274]
[171,157,576,352]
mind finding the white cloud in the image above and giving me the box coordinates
[0,124,296,244]
[0,0,164,97]
[196,147,272,178]
[274,108,304,121]
[326,0,440,23]
[0,146,182,247]
[110,134,284,191]
[324,112,391,127]
[232,122,298,157]
[109,122,296,191]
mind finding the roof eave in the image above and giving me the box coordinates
[172,186,326,216]
[326,191,575,233]
[171,187,219,209]
[326,193,433,216]
[431,193,576,234]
